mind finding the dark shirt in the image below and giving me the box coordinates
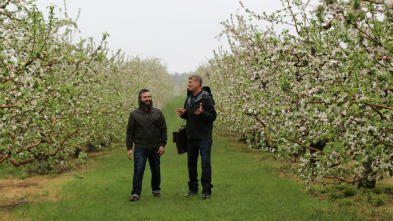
[191,89,202,104]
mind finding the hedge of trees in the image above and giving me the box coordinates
[207,0,393,187]
[0,0,173,172]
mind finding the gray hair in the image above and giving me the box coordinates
[188,75,203,87]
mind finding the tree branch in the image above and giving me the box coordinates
[323,170,378,183]
[285,0,300,35]
[288,138,326,155]
[0,0,12,9]
[0,11,21,21]
[17,140,42,153]
[51,117,65,132]
[361,0,384,4]
[253,116,277,142]
[43,60,57,67]
[60,128,82,145]
[0,105,18,108]
[9,158,35,167]
[63,143,86,150]
[364,102,393,111]
[0,154,10,164]
[379,140,393,148]
[2,36,13,47]
[307,101,326,104]
[366,102,385,119]
[8,132,15,139]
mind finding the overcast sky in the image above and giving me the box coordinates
[36,0,293,74]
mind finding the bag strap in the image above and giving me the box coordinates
[179,119,186,128]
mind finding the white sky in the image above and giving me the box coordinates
[35,0,295,74]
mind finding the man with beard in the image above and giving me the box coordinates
[126,89,167,201]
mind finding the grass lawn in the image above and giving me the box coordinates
[6,96,366,220]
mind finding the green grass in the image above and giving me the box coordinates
[0,164,28,179]
[11,96,365,220]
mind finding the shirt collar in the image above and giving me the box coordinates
[192,88,203,97]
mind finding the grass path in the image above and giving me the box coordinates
[12,96,364,220]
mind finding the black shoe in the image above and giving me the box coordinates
[202,192,211,200]
[129,196,139,201]
[184,191,198,197]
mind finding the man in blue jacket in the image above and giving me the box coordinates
[127,89,167,201]
[176,75,217,199]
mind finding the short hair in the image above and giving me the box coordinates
[138,88,150,99]
[139,88,150,95]
[188,75,203,87]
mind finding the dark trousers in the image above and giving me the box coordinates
[131,147,161,197]
[187,139,213,194]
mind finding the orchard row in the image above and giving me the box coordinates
[0,0,173,171]
[204,0,393,187]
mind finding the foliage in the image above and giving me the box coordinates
[0,0,173,171]
[208,0,393,186]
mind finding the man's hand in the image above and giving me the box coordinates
[158,146,165,156]
[127,150,133,160]
[194,103,204,115]
[176,108,186,117]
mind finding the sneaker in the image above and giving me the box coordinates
[153,193,161,198]
[129,195,140,201]
[184,191,198,197]
[202,192,211,200]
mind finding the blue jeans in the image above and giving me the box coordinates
[187,139,213,194]
[131,147,161,197]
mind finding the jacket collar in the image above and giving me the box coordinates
[187,88,209,106]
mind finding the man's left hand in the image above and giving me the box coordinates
[158,146,165,156]
[194,103,204,115]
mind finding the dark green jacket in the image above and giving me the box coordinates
[126,107,167,150]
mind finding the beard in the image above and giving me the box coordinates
[139,100,153,112]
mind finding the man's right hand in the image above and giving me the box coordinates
[127,150,133,160]
[175,108,186,117]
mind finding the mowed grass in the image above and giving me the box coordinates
[11,96,365,220]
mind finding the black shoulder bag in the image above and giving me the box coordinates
[173,121,187,154]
